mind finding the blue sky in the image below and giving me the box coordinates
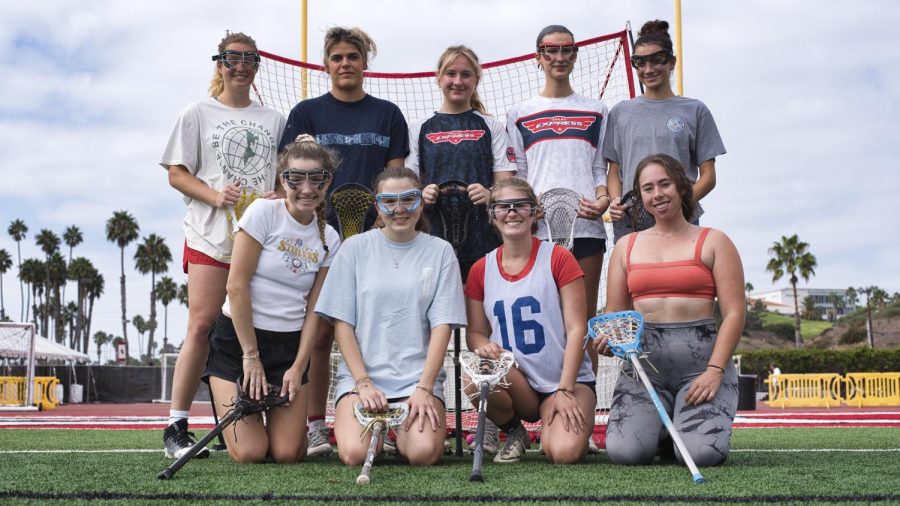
[1,0,898,360]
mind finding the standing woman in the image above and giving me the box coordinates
[160,32,285,458]
[604,20,726,242]
[465,177,595,464]
[315,167,466,467]
[596,154,744,466]
[407,45,515,280]
[204,135,340,463]
[507,25,610,326]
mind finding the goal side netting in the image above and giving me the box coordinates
[0,323,37,410]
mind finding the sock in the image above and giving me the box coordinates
[308,416,326,432]
[498,416,522,434]
[168,410,190,427]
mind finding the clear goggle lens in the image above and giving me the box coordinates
[376,190,423,215]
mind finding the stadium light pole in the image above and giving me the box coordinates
[674,0,684,96]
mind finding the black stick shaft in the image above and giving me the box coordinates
[454,328,463,457]
[158,409,240,480]
[469,382,490,482]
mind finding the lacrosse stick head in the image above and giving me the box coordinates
[353,401,410,430]
[459,351,516,392]
[587,310,644,359]
[621,190,656,233]
[330,183,375,240]
[226,187,262,239]
[434,179,473,251]
[229,377,289,418]
[539,187,581,250]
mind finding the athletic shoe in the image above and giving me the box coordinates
[163,419,209,459]
[307,425,333,457]
[383,435,398,456]
[587,436,601,454]
[468,420,499,456]
[493,425,529,463]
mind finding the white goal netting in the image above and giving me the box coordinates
[251,30,634,433]
[0,323,37,410]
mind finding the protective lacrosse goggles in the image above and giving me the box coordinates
[281,169,331,190]
[488,199,537,218]
[537,43,578,61]
[630,49,673,69]
[375,189,423,215]
[212,50,261,69]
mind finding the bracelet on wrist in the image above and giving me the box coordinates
[596,194,610,202]
[707,364,725,373]
[241,352,259,360]
[354,376,372,388]
[415,384,432,394]
[556,387,575,398]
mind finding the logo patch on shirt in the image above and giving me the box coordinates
[425,130,485,145]
[667,117,685,133]
[278,238,319,274]
[520,115,597,134]
[506,147,516,163]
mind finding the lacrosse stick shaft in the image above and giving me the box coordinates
[158,409,241,480]
[454,329,464,457]
[356,422,383,485]
[627,353,705,484]
[469,381,490,482]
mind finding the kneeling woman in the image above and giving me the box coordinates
[465,177,595,464]
[597,154,744,467]
[204,135,341,463]
[315,167,466,466]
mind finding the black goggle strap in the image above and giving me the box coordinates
[281,169,331,190]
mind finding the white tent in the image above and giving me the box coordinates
[0,332,91,363]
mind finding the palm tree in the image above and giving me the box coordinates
[801,295,819,320]
[93,331,111,364]
[134,234,172,361]
[766,234,817,348]
[845,287,859,309]
[106,211,139,360]
[827,291,845,322]
[0,249,11,321]
[8,219,28,321]
[62,225,83,306]
[67,257,95,352]
[155,276,178,350]
[45,253,68,343]
[35,229,60,338]
[177,282,189,308]
[83,269,104,355]
[132,314,147,363]
[19,258,44,327]
[63,301,78,347]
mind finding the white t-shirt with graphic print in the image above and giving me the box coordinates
[160,97,286,262]
[222,198,340,332]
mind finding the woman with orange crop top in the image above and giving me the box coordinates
[594,153,745,467]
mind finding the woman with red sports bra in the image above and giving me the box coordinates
[595,153,745,467]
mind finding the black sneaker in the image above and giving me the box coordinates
[163,419,210,459]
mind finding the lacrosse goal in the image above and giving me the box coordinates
[0,322,38,411]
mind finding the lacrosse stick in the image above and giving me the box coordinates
[158,379,288,480]
[330,183,375,240]
[621,190,655,233]
[435,180,474,252]
[354,402,410,485]
[226,187,261,239]
[587,311,705,484]
[539,188,580,251]
[459,351,515,482]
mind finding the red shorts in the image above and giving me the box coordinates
[183,241,229,274]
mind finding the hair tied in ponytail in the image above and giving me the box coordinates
[295,134,317,144]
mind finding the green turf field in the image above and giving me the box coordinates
[1,428,899,505]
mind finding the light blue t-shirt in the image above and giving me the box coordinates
[315,229,466,401]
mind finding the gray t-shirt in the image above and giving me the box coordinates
[602,96,725,193]
[315,229,466,401]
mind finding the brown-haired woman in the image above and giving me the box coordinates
[159,32,285,459]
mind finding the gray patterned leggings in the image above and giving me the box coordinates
[605,319,738,467]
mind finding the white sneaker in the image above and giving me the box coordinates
[383,435,397,456]
[587,435,601,454]
[469,420,499,456]
[307,425,332,457]
[493,425,529,463]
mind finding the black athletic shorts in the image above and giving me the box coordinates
[571,238,607,260]
[203,313,309,388]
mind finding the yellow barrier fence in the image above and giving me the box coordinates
[0,376,60,410]
[843,373,900,408]
[766,372,900,408]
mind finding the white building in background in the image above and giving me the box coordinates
[749,287,854,318]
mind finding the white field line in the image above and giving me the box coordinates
[1,448,899,454]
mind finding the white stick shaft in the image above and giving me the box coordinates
[357,422,383,485]
[470,382,490,482]
[628,353,705,483]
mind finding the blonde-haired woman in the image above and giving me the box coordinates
[160,32,285,459]
[407,45,514,281]
[204,135,340,463]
